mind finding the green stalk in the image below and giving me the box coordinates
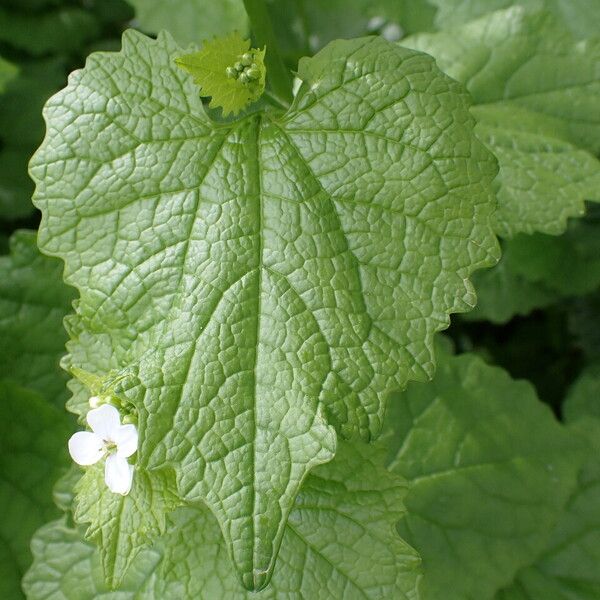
[243,0,293,106]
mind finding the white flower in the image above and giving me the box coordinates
[68,404,138,495]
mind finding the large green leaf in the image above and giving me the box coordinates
[31,30,497,588]
[23,440,421,599]
[0,231,76,406]
[127,0,248,45]
[429,0,600,39]
[384,350,582,600]
[0,380,73,599]
[405,7,600,237]
[496,374,600,600]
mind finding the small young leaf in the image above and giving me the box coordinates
[384,350,583,600]
[175,32,266,116]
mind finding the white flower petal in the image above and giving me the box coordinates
[89,395,101,408]
[87,404,121,440]
[68,431,105,466]
[114,424,138,458]
[104,454,134,495]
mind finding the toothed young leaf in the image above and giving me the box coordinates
[384,351,582,600]
[404,7,600,236]
[0,231,76,406]
[24,441,421,599]
[32,30,497,589]
[175,32,266,116]
[74,464,179,589]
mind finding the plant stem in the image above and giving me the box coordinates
[243,0,293,106]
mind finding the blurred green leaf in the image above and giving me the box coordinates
[127,0,248,45]
[0,6,100,56]
[385,350,582,600]
[0,231,76,406]
[429,0,600,39]
[0,56,18,93]
[0,58,65,219]
[497,382,600,599]
[0,380,73,599]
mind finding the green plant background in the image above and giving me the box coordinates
[1,1,599,599]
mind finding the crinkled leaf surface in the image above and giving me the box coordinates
[74,464,180,588]
[0,231,76,406]
[0,380,72,599]
[471,104,600,237]
[127,0,248,46]
[496,383,600,600]
[404,7,600,236]
[429,0,600,39]
[32,30,497,588]
[24,440,421,599]
[0,6,100,56]
[384,350,582,600]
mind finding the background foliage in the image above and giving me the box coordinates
[0,0,598,598]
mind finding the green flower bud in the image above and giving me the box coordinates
[241,52,253,66]
[246,66,260,80]
[239,72,250,84]
[226,66,238,79]
[234,61,244,72]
